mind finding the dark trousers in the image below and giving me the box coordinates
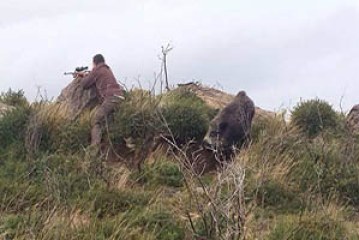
[91,96,120,146]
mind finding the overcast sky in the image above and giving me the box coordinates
[0,0,358,111]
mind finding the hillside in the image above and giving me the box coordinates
[177,82,276,120]
[1,87,359,240]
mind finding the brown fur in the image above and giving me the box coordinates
[204,91,255,150]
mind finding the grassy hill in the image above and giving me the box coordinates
[1,87,359,240]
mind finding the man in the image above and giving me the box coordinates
[77,54,124,146]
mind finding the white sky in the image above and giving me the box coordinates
[0,0,358,111]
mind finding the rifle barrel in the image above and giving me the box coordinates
[64,70,90,76]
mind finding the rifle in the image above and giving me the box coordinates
[64,66,90,77]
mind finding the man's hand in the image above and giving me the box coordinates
[74,72,89,78]
[74,72,84,78]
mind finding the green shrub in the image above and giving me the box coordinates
[138,159,184,188]
[136,209,185,240]
[27,104,91,154]
[318,163,359,206]
[0,181,46,212]
[110,89,161,145]
[0,214,25,239]
[161,89,215,144]
[56,114,91,153]
[74,212,158,240]
[109,89,215,147]
[0,89,28,108]
[40,121,91,154]
[255,180,304,213]
[251,113,286,143]
[289,137,359,207]
[268,213,349,240]
[335,168,359,206]
[0,212,46,239]
[0,153,95,210]
[27,154,107,205]
[291,99,339,138]
[0,106,30,150]
[89,188,151,217]
[192,213,234,239]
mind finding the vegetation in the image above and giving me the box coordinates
[0,89,28,108]
[268,208,351,240]
[161,89,217,144]
[0,104,30,152]
[1,88,359,239]
[291,99,339,137]
[109,88,216,146]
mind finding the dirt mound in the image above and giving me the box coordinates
[177,82,276,120]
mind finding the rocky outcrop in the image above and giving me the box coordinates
[177,82,276,120]
[0,102,14,118]
[56,77,98,120]
[347,104,359,135]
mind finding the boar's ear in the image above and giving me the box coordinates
[219,122,228,131]
[236,91,246,97]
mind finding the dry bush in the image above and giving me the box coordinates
[26,101,92,155]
